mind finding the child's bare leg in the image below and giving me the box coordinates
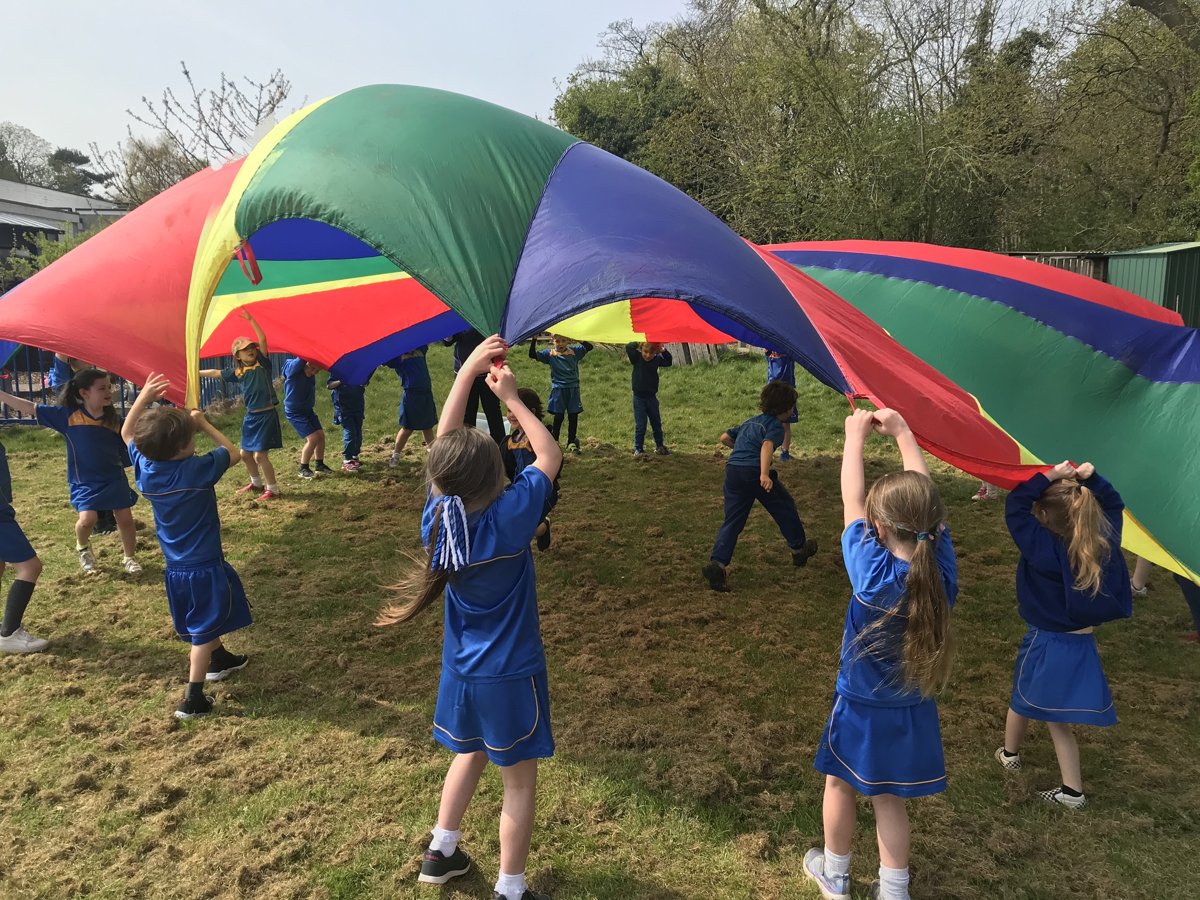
[535,522,548,538]
[422,428,435,447]
[498,758,538,876]
[188,638,219,683]
[1132,556,1151,591]
[75,510,98,547]
[113,507,137,557]
[313,429,325,460]
[1004,707,1030,754]
[870,793,910,869]
[394,428,412,454]
[242,451,261,481]
[300,434,319,465]
[822,774,857,856]
[782,421,792,452]
[1046,721,1083,792]
[436,751,488,831]
[255,452,277,485]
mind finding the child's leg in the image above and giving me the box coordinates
[255,451,277,486]
[756,474,808,549]
[435,751,489,833]
[480,387,506,443]
[632,395,648,451]
[75,510,98,548]
[567,412,579,446]
[782,421,792,453]
[1046,721,1083,792]
[188,638,220,683]
[1,557,42,637]
[113,507,137,558]
[1003,707,1030,754]
[1132,556,1152,591]
[463,377,482,428]
[710,470,757,566]
[394,428,412,454]
[351,417,364,459]
[550,412,564,441]
[422,428,436,447]
[870,793,910,869]
[647,395,665,447]
[498,758,538,879]
[313,428,325,462]
[300,433,319,466]
[242,450,262,482]
[822,774,858,856]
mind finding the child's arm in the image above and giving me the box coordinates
[120,372,170,444]
[198,368,223,378]
[872,408,928,476]
[242,310,268,356]
[1004,463,1070,566]
[625,342,640,365]
[440,334,508,438]
[189,409,242,465]
[658,347,672,367]
[842,408,874,525]
[528,338,543,362]
[487,363,562,479]
[0,390,37,417]
[759,439,775,491]
[719,431,735,448]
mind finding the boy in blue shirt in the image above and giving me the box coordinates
[122,373,252,719]
[282,357,333,480]
[387,345,438,465]
[529,334,593,453]
[625,341,672,456]
[703,381,818,592]
[327,372,368,472]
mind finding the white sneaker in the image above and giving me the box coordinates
[994,747,1022,771]
[1039,786,1087,809]
[122,557,143,575]
[78,547,99,575]
[388,453,400,468]
[0,626,49,654]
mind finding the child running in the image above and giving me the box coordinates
[0,370,142,576]
[529,334,592,453]
[199,312,282,501]
[388,345,437,466]
[805,408,957,900]
[281,356,332,480]
[766,350,798,461]
[328,373,367,472]
[500,387,558,551]
[626,341,672,456]
[377,334,560,900]
[0,439,46,653]
[122,373,252,718]
[995,461,1132,809]
[702,380,817,592]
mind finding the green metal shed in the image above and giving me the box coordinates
[1106,241,1200,327]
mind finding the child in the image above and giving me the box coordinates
[501,387,558,551]
[281,356,332,480]
[327,373,367,472]
[198,312,282,501]
[766,350,798,461]
[377,334,560,900]
[805,407,957,900]
[0,369,142,576]
[995,461,1132,809]
[529,334,593,453]
[701,381,817,592]
[387,345,437,466]
[122,373,252,719]
[0,440,46,653]
[625,341,672,456]
[445,329,508,442]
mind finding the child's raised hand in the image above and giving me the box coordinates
[1047,460,1077,481]
[845,408,876,441]
[871,408,910,438]
[486,362,518,403]
[1075,462,1095,480]
[464,334,509,377]
[141,372,170,402]
[188,408,207,424]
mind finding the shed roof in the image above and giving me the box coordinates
[1109,241,1200,257]
[0,211,63,231]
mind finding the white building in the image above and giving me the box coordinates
[0,178,125,259]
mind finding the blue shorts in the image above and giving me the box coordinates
[399,390,437,430]
[547,386,582,415]
[0,519,36,564]
[69,478,137,513]
[241,408,283,452]
[433,669,555,766]
[285,410,322,439]
[814,694,947,797]
[1010,627,1116,726]
[164,560,253,645]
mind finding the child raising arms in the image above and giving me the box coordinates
[805,408,957,900]
[529,334,592,453]
[995,461,1132,809]
[377,335,561,900]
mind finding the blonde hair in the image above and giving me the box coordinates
[1033,479,1112,596]
[861,470,954,697]
[376,428,506,626]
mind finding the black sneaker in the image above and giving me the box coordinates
[206,649,249,682]
[567,441,581,454]
[536,519,551,552]
[93,509,117,535]
[417,847,471,885]
[792,539,819,567]
[702,561,730,592]
[298,465,315,480]
[490,891,550,900]
[314,461,334,475]
[174,693,214,719]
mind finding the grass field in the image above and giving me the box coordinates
[1,343,1197,899]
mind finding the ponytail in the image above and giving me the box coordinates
[376,512,451,625]
[60,368,120,429]
[900,535,955,697]
[1064,486,1111,596]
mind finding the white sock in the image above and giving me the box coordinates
[265,483,278,493]
[249,475,263,487]
[428,826,459,856]
[494,870,528,900]
[823,847,851,878]
[878,864,911,900]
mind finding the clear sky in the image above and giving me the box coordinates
[2,0,686,154]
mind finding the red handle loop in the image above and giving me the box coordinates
[234,242,263,285]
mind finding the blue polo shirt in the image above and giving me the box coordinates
[221,356,277,411]
[766,352,796,385]
[389,345,433,391]
[724,414,784,468]
[129,443,231,567]
[533,345,589,388]
[424,466,553,682]
[281,358,316,415]
[36,404,130,487]
[836,519,959,707]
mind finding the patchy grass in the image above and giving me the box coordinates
[0,343,1197,899]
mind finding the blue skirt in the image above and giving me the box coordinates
[241,408,283,452]
[399,390,437,430]
[433,669,555,766]
[164,560,253,645]
[70,477,137,512]
[814,694,947,797]
[548,385,582,415]
[0,520,36,564]
[285,410,322,439]
[1010,627,1116,726]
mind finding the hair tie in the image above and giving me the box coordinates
[916,531,935,542]
[428,495,471,573]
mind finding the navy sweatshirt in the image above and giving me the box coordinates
[625,343,672,395]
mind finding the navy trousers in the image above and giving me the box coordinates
[633,393,664,450]
[710,465,806,566]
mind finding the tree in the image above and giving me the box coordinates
[0,122,52,184]
[94,135,203,208]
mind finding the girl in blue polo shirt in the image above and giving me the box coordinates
[529,334,592,453]
[0,369,141,577]
[387,345,438,466]
[994,461,1132,811]
[281,357,332,480]
[377,334,560,900]
[805,408,957,900]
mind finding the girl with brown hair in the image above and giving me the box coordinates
[995,461,1132,810]
[805,407,957,900]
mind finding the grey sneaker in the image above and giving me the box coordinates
[388,453,400,469]
[994,747,1022,771]
[803,848,850,899]
[0,626,49,654]
[1039,787,1087,810]
[417,847,471,884]
[122,557,143,575]
[78,547,99,575]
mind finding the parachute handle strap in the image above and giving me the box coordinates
[234,241,262,285]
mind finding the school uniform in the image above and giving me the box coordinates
[221,356,283,452]
[35,404,137,512]
[427,467,555,766]
[129,443,252,644]
[813,519,959,797]
[46,357,73,393]
[766,352,798,424]
[330,378,367,461]
[446,329,506,441]
[281,357,322,438]
[388,346,438,430]
[1004,472,1131,726]
[501,429,560,521]
[626,343,672,451]
[532,342,592,415]
[709,414,807,566]
[0,442,36,564]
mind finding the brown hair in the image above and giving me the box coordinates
[516,387,544,420]
[1033,479,1112,596]
[376,428,507,626]
[861,470,954,697]
[60,367,120,429]
[132,408,197,461]
[760,381,798,418]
